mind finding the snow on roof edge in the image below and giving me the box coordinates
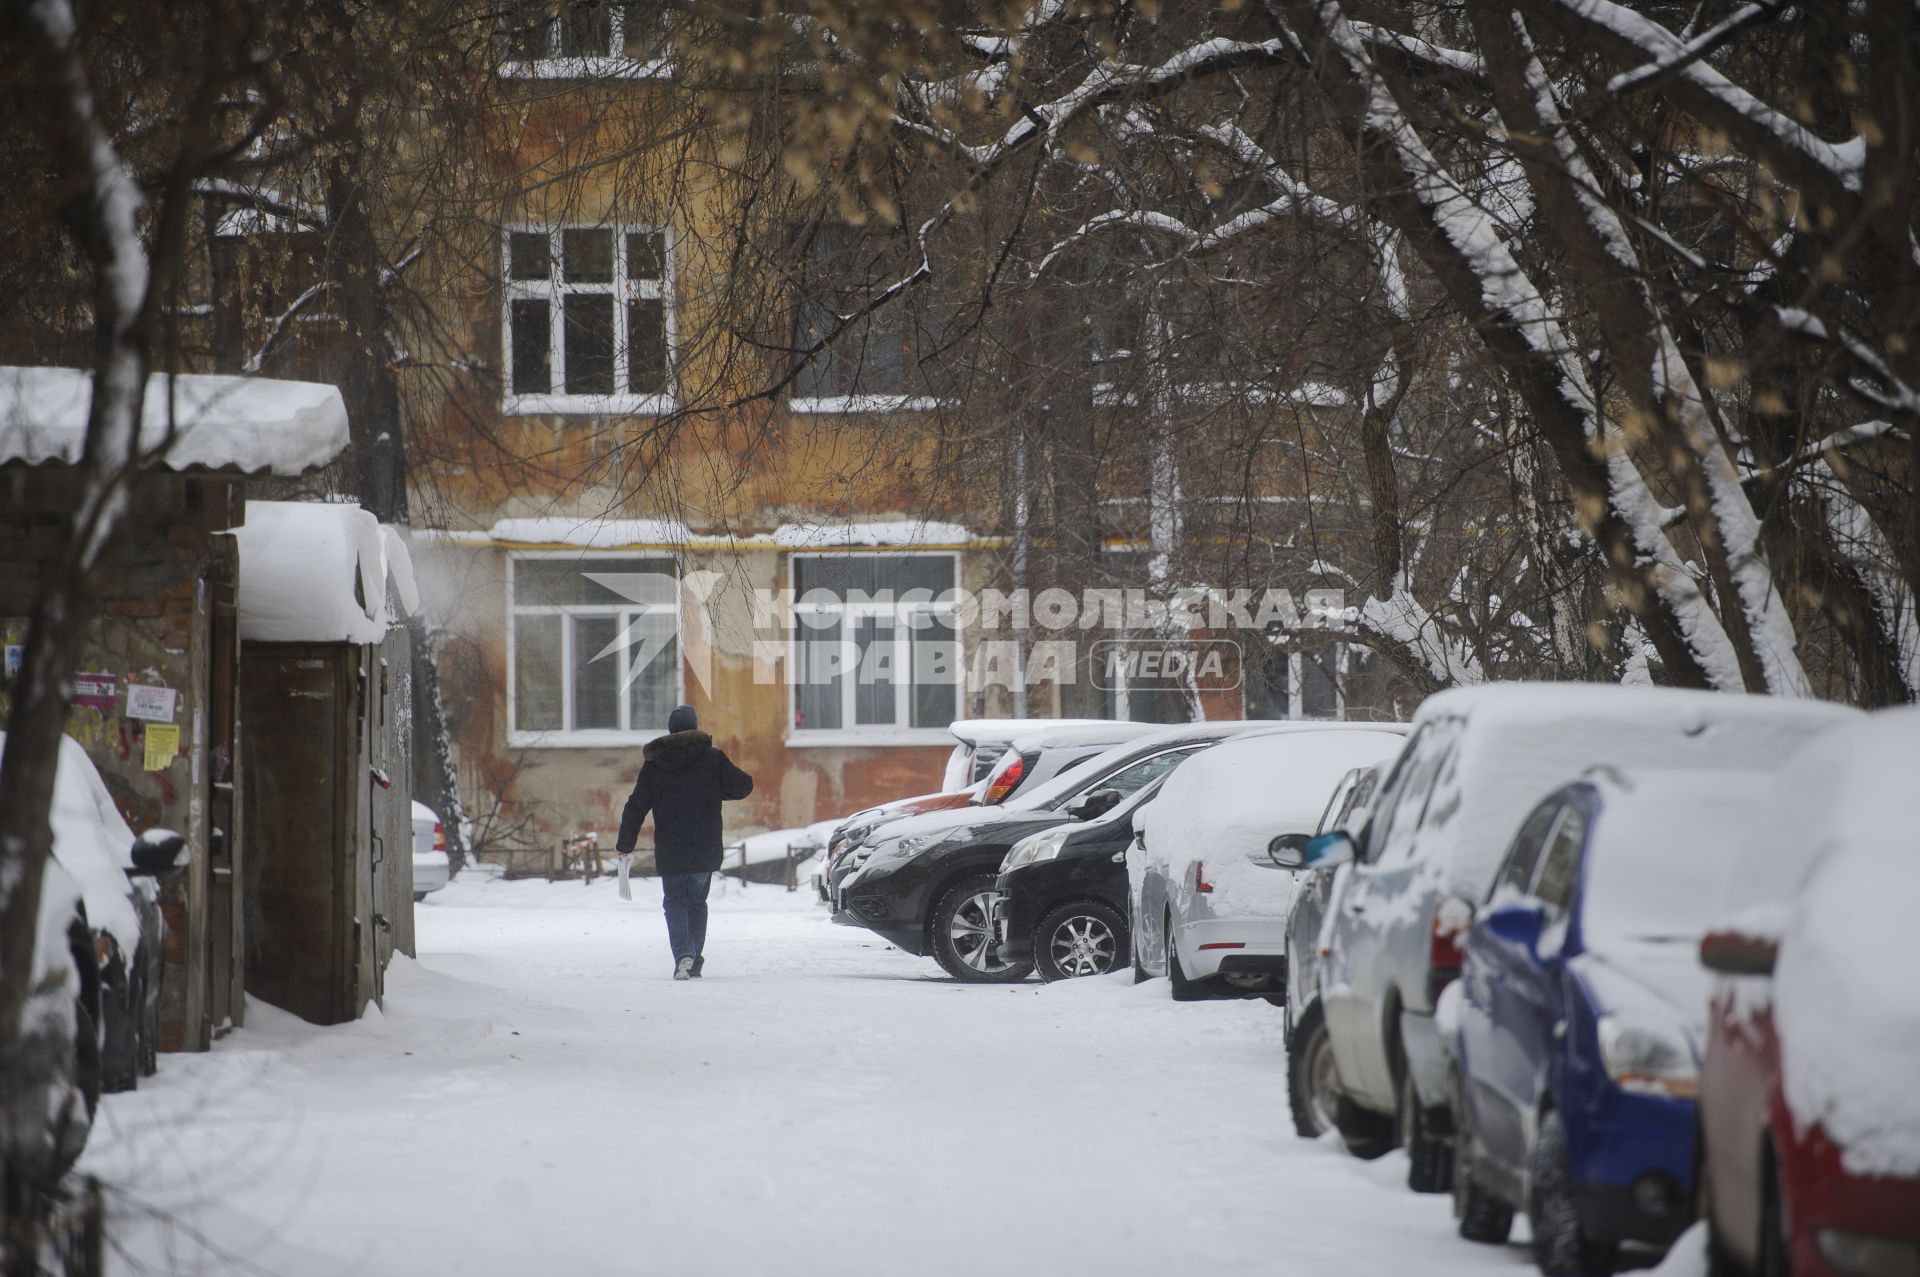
[0,366,349,476]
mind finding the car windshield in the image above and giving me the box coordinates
[1005,738,1202,812]
[1581,783,1771,952]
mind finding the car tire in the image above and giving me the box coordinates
[1399,1056,1454,1194]
[1530,1110,1616,1276]
[102,965,139,1094]
[1287,1002,1340,1139]
[1333,1095,1396,1160]
[1164,910,1206,1002]
[1757,1148,1789,1277]
[930,876,1033,984]
[1033,901,1127,982]
[1453,1069,1515,1244]
[139,956,161,1077]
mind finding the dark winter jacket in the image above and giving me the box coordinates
[615,730,754,875]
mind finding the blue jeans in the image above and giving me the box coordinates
[660,872,711,969]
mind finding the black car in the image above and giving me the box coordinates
[993,777,1176,981]
[838,722,1274,983]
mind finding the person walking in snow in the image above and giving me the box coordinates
[615,704,755,980]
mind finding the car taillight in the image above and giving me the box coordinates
[984,752,1031,804]
[1196,861,1214,893]
[1428,895,1471,1002]
[433,821,445,852]
[94,934,113,969]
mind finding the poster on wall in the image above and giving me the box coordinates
[71,674,117,710]
[126,683,178,722]
[143,723,180,771]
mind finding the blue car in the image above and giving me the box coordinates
[1449,769,1771,1276]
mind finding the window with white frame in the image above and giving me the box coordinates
[1259,644,1346,720]
[498,1,671,75]
[503,224,672,413]
[789,555,960,737]
[790,223,950,413]
[510,555,680,741]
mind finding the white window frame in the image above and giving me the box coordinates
[787,393,949,415]
[498,4,672,79]
[1286,644,1348,720]
[784,551,963,747]
[502,222,676,416]
[506,551,684,748]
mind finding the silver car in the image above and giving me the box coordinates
[1294,684,1858,1195]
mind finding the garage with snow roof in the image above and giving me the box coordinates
[0,365,351,1052]
[234,500,420,1026]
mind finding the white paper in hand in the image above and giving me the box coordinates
[618,855,633,901]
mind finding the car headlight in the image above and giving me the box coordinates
[1002,829,1070,874]
[1596,1014,1698,1097]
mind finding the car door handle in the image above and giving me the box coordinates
[1346,902,1366,915]
[1112,852,1127,864]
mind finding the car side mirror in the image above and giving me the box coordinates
[1302,830,1357,869]
[1254,832,1312,869]
[1068,788,1121,821]
[1699,928,1778,977]
[129,828,189,876]
[1484,901,1544,952]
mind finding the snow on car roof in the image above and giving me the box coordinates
[1576,769,1777,956]
[1403,683,1858,898]
[1777,832,1920,1177]
[1141,727,1409,860]
[1,731,143,955]
[1747,707,1920,1176]
[234,500,412,644]
[946,718,1115,746]
[1001,721,1162,750]
[0,366,348,475]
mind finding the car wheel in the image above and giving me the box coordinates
[1757,1147,1789,1277]
[1287,1002,1341,1139]
[102,965,140,1094]
[930,877,1033,984]
[1453,1068,1515,1243]
[1164,910,1206,1002]
[1399,1055,1454,1194]
[1333,1095,1396,1161]
[1033,901,1127,982]
[1530,1110,1616,1276]
[140,954,161,1077]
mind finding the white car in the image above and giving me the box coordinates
[1130,724,1408,1000]
[410,801,451,900]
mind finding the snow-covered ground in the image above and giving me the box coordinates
[79,872,1702,1276]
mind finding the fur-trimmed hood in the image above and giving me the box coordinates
[644,729,711,768]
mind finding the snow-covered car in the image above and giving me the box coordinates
[1284,760,1387,1140]
[974,721,1160,804]
[1130,725,1407,1002]
[941,717,1118,789]
[18,731,191,1108]
[826,722,1152,908]
[820,786,983,905]
[410,800,450,901]
[1695,706,1920,1277]
[1298,685,1858,1193]
[842,721,1281,981]
[992,762,1194,981]
[1450,770,1775,1272]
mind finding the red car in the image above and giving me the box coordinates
[1696,708,1920,1277]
